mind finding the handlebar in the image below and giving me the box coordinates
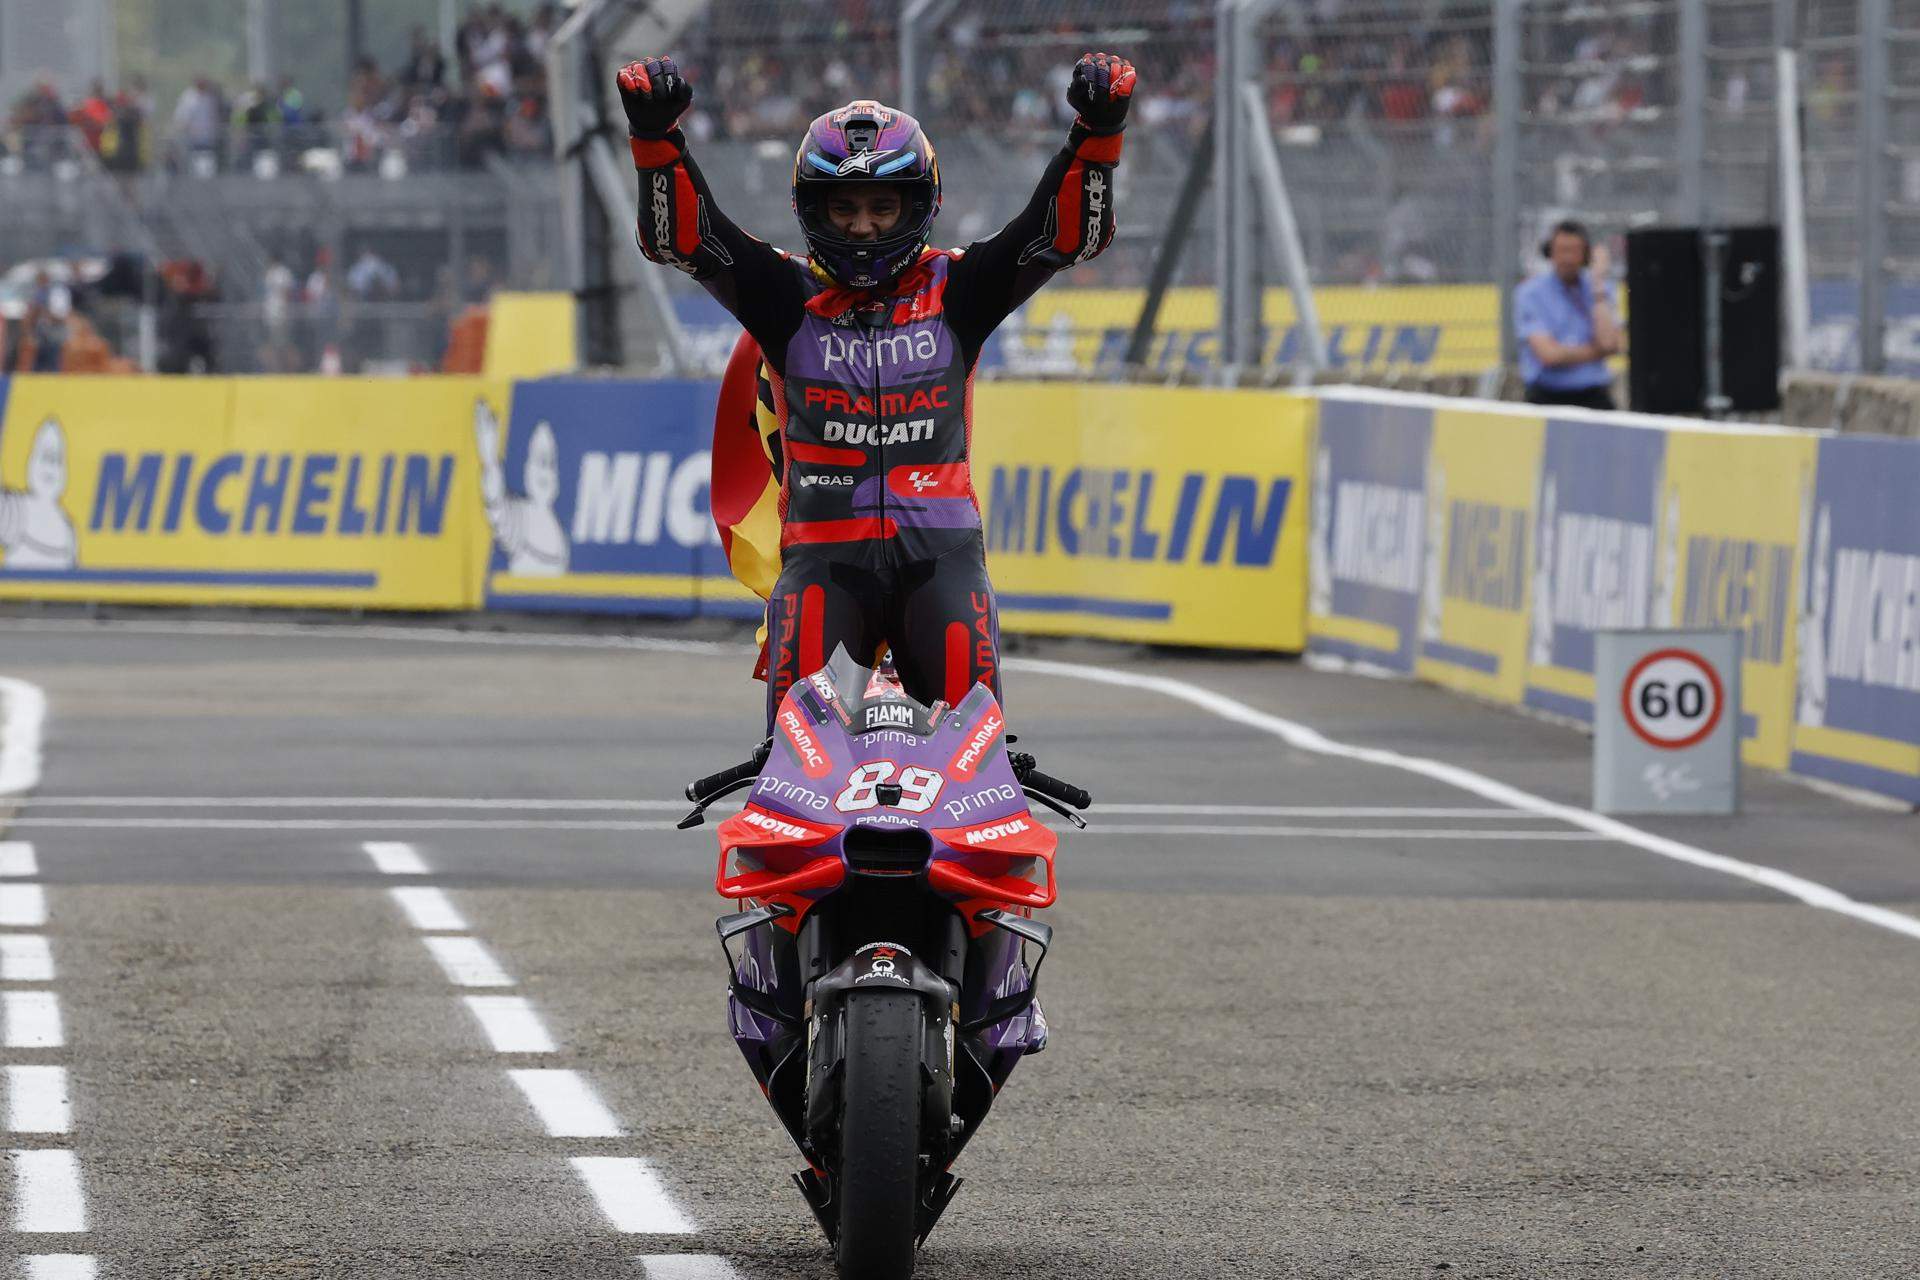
[687,752,766,803]
[1023,768,1091,811]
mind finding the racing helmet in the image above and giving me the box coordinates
[792,100,940,290]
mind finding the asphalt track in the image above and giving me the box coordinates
[0,611,1916,1279]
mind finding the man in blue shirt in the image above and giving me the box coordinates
[1513,219,1621,409]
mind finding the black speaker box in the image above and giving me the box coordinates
[1626,225,1780,416]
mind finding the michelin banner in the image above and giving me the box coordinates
[0,374,502,609]
[477,377,759,619]
[972,383,1309,650]
[1790,436,1920,802]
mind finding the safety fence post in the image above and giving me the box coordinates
[1774,0,1811,370]
[1491,0,1520,375]
[1679,0,1708,226]
[1857,0,1889,373]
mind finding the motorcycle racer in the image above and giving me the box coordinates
[618,51,1135,727]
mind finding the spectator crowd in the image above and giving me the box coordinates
[667,0,1659,145]
[1,3,563,176]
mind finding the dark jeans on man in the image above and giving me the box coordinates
[1524,383,1614,411]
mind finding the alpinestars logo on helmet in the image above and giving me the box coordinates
[834,149,901,176]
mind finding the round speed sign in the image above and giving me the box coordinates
[1620,647,1726,750]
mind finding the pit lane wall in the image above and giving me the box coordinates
[1309,388,1920,804]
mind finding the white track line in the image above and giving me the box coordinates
[0,677,46,797]
[423,936,513,988]
[0,817,1588,836]
[22,1256,97,1279]
[15,797,1555,818]
[4,992,63,1049]
[0,817,1603,839]
[6,1066,71,1134]
[1071,824,1609,841]
[1011,657,1920,944]
[507,1069,622,1138]
[1094,804,1549,818]
[463,996,556,1054]
[389,886,468,933]
[11,1149,85,1232]
[569,1157,696,1234]
[0,841,38,876]
[34,797,687,810]
[639,1253,746,1277]
[0,617,743,656]
[0,936,54,982]
[362,841,428,874]
[0,882,47,927]
[3,818,689,831]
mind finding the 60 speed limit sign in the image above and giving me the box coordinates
[1620,648,1725,749]
[1594,631,1739,815]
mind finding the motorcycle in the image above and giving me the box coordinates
[679,645,1091,1280]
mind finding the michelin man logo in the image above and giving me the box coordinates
[474,399,568,576]
[1527,473,1557,668]
[1795,501,1830,728]
[1419,461,1446,642]
[1650,483,1680,629]
[0,418,79,571]
[1307,444,1333,618]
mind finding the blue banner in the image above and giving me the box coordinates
[1789,435,1920,801]
[1306,396,1432,671]
[477,377,759,619]
[1520,417,1669,722]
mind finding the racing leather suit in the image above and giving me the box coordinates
[631,122,1122,726]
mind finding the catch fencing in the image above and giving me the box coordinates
[656,0,1920,381]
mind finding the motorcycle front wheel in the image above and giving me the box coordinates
[834,992,924,1280]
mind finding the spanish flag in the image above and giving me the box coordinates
[710,331,783,678]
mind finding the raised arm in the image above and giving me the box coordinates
[945,53,1136,357]
[617,57,806,356]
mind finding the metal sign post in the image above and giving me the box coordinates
[1593,630,1741,815]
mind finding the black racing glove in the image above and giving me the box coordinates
[616,56,692,138]
[1067,51,1137,135]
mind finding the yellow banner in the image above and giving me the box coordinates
[972,382,1309,649]
[1414,407,1546,702]
[1002,284,1501,375]
[0,374,503,610]
[1658,427,1819,769]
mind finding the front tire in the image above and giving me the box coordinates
[834,992,924,1280]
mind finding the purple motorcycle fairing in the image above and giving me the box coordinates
[722,646,1051,1076]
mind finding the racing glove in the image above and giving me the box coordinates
[616,56,692,139]
[1067,52,1136,135]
